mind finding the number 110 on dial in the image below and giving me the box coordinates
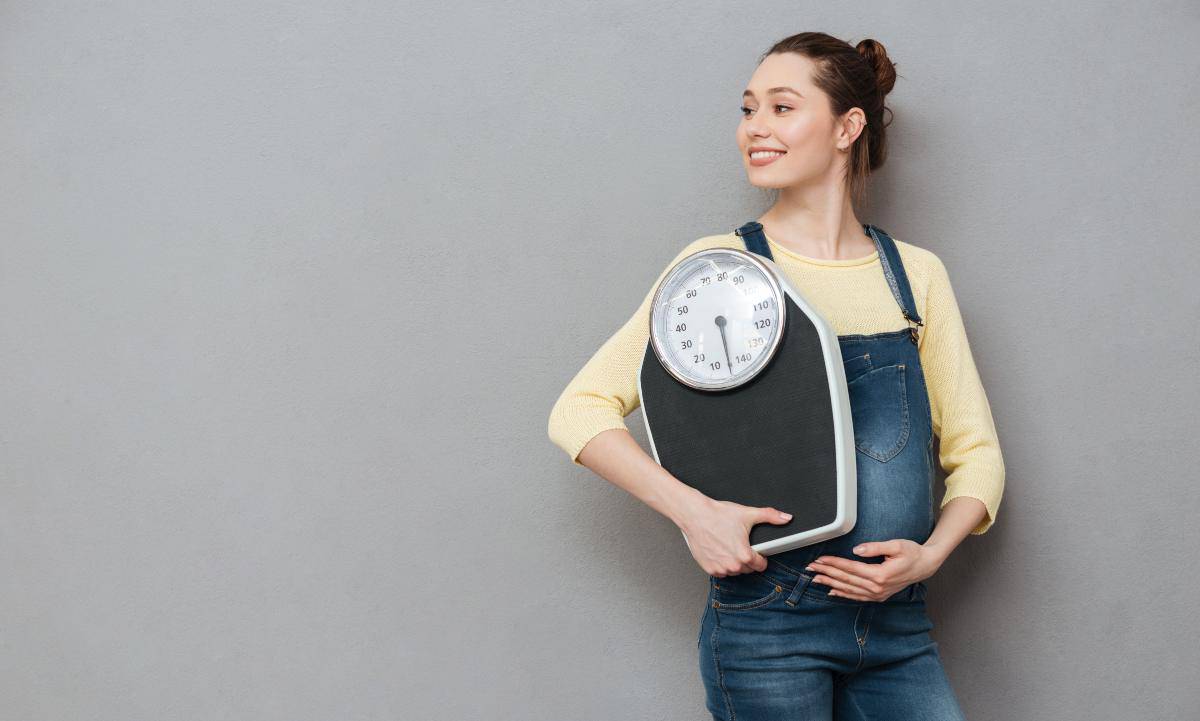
[648,247,787,391]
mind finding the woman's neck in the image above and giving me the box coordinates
[756,213,876,261]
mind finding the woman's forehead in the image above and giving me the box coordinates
[748,53,817,89]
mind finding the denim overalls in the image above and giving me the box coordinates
[695,221,966,721]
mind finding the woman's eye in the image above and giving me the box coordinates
[740,105,791,117]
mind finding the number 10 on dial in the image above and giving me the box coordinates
[648,247,787,391]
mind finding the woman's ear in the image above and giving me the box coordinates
[837,108,868,150]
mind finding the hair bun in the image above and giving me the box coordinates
[856,38,897,97]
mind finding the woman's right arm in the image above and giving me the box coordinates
[547,238,793,575]
[547,239,705,469]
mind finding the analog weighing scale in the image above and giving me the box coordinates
[636,243,856,555]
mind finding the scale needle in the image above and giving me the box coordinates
[714,316,733,376]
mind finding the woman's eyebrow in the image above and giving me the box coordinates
[742,87,804,99]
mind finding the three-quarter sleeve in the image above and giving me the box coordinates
[919,254,1006,534]
[548,239,708,465]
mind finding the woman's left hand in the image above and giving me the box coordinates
[804,540,942,602]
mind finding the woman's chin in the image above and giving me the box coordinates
[744,174,791,190]
[744,164,811,190]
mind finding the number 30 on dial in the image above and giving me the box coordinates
[648,247,786,391]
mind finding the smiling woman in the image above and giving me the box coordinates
[548,28,1001,721]
[737,36,896,208]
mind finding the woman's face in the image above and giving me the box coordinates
[737,52,852,190]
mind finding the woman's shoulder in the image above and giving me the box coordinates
[892,235,942,267]
[686,232,746,252]
[659,233,746,267]
[891,236,949,292]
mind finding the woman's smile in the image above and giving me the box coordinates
[748,149,787,166]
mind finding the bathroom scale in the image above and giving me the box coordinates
[636,243,856,555]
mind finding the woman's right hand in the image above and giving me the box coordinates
[677,496,793,577]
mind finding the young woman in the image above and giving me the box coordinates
[548,32,1004,720]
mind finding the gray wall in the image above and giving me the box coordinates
[2,2,1197,719]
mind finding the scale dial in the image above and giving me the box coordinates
[648,247,786,390]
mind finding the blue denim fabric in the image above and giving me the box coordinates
[697,559,965,720]
[696,222,965,720]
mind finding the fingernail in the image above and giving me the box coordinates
[781,512,792,520]
[804,565,814,571]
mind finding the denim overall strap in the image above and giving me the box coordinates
[864,224,925,342]
[735,220,773,260]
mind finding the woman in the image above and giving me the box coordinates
[548,32,1004,720]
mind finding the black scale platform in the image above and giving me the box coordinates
[638,292,846,550]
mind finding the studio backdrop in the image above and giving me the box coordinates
[2,2,1198,720]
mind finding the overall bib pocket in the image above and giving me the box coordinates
[847,363,911,462]
[843,351,873,382]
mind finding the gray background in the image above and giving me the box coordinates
[2,1,1197,719]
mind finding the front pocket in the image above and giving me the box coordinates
[847,363,911,462]
[711,572,784,611]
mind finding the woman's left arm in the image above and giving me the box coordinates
[918,252,1006,539]
[922,496,989,567]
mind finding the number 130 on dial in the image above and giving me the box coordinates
[648,247,787,391]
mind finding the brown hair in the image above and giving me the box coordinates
[758,32,898,204]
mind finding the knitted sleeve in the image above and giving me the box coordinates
[919,254,1006,534]
[547,239,709,465]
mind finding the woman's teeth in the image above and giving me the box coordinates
[750,151,785,159]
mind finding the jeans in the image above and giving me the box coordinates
[698,557,967,721]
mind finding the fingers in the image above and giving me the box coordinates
[810,555,884,583]
[757,506,793,525]
[705,549,763,575]
[713,549,767,577]
[805,543,915,600]
[811,571,878,592]
[806,561,884,599]
[852,540,902,558]
[829,587,876,602]
[733,549,767,575]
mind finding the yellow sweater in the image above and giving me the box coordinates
[547,230,1005,535]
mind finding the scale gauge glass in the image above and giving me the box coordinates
[648,247,786,391]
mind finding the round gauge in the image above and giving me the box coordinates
[648,247,786,390]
